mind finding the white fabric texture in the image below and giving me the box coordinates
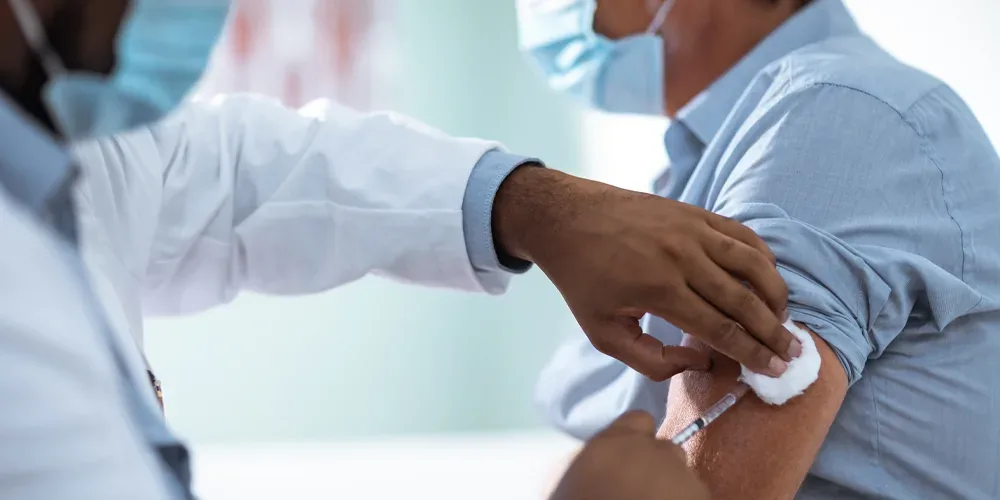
[740,321,820,405]
[72,93,504,345]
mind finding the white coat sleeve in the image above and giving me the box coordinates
[130,94,523,315]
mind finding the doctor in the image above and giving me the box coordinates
[0,0,774,497]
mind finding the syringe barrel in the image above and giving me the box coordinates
[702,383,750,425]
[668,383,750,446]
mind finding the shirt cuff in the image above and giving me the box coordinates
[462,149,538,293]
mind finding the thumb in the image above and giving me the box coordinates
[605,411,657,435]
[589,318,712,382]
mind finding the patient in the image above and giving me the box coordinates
[524,0,1000,498]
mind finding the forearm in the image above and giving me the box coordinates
[460,151,537,294]
[492,166,605,266]
[494,165,567,263]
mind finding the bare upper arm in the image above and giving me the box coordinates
[657,324,847,499]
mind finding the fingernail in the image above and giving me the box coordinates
[781,309,790,323]
[787,339,803,359]
[768,356,788,377]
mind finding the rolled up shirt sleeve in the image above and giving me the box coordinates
[723,205,891,384]
[712,83,981,385]
[461,150,537,294]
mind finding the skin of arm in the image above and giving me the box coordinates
[657,324,847,499]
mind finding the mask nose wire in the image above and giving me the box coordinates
[7,0,66,77]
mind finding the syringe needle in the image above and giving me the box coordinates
[670,383,750,446]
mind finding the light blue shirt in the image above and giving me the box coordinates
[463,150,535,284]
[535,1,1000,498]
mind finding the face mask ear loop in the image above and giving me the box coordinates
[8,0,66,77]
[646,0,677,35]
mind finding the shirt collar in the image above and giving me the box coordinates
[675,0,861,145]
[656,119,703,194]
[0,91,76,218]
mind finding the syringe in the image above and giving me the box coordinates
[670,383,750,446]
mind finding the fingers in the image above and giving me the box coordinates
[588,318,712,381]
[689,249,800,363]
[706,216,787,317]
[705,232,788,318]
[706,215,777,267]
[665,284,788,377]
[655,439,690,463]
[605,410,656,435]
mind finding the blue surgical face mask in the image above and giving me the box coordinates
[517,0,675,115]
[8,0,230,141]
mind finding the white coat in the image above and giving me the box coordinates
[73,93,515,348]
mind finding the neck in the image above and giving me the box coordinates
[662,5,799,116]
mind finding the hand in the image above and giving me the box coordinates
[493,166,799,380]
[550,411,709,500]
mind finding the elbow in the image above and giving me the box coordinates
[534,341,670,440]
[533,361,592,440]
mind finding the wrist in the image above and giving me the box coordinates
[492,165,598,264]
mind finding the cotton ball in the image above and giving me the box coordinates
[740,320,821,405]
